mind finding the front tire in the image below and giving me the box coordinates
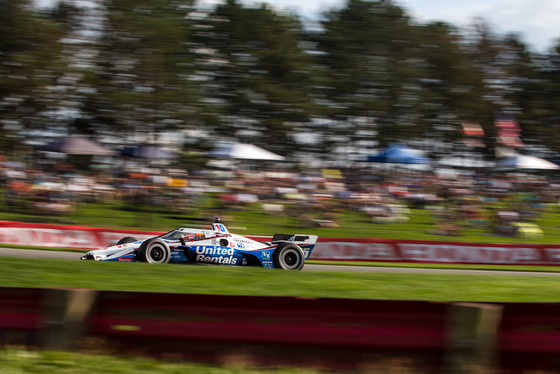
[138,238,171,263]
[273,243,305,270]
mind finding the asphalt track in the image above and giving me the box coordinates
[1,247,560,276]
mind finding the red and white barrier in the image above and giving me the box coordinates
[310,238,560,265]
[0,221,159,249]
[1,286,559,372]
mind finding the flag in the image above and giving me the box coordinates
[498,135,524,148]
[495,113,523,147]
[460,121,485,147]
[462,139,485,148]
[495,113,520,134]
[461,121,485,136]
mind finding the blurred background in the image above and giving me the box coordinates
[2,0,560,239]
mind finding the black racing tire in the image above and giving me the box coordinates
[116,236,138,245]
[273,243,305,270]
[137,238,171,264]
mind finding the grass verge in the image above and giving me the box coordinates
[0,349,324,374]
[2,257,560,302]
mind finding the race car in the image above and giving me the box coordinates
[80,220,318,270]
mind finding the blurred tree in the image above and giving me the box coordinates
[193,0,315,155]
[462,19,536,158]
[312,0,431,160]
[41,0,105,139]
[314,2,552,164]
[514,42,560,152]
[0,0,65,151]
[415,21,489,159]
[1,0,556,165]
[79,0,200,144]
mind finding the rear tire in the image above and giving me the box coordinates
[138,238,171,263]
[116,236,138,245]
[273,243,305,270]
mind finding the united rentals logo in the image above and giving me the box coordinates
[194,246,238,265]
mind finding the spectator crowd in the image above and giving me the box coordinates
[1,155,558,239]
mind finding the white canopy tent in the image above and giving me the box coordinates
[495,154,559,170]
[207,143,285,161]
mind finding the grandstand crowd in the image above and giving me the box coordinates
[1,156,558,238]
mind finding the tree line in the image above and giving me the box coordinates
[1,0,560,165]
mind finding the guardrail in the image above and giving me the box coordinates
[1,287,560,372]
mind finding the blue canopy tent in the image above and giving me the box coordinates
[120,145,177,159]
[366,144,430,164]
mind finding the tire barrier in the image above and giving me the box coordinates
[1,287,560,372]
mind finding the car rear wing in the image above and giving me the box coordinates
[271,234,317,245]
[271,234,319,260]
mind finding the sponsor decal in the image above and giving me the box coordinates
[262,250,271,260]
[195,246,235,256]
[118,258,133,262]
[171,251,188,261]
[398,243,542,264]
[185,233,205,241]
[543,248,560,263]
[312,242,399,261]
[194,246,238,265]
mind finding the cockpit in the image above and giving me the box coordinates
[160,229,204,242]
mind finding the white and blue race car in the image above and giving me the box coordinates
[80,220,318,270]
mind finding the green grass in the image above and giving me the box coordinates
[2,257,560,302]
[4,196,560,244]
[0,349,324,374]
